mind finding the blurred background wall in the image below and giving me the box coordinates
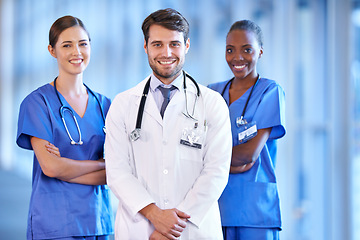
[0,0,359,239]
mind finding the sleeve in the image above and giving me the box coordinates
[104,94,155,221]
[176,90,232,227]
[253,83,286,139]
[16,92,53,150]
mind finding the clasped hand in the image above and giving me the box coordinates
[143,205,190,240]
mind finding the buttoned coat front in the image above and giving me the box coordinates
[105,75,232,240]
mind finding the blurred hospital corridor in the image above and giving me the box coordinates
[0,169,31,239]
[1,0,360,239]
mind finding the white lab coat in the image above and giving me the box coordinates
[105,75,232,240]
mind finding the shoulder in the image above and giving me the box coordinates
[110,78,148,109]
[199,83,228,110]
[258,78,284,93]
[20,84,53,108]
[89,88,111,106]
[207,80,231,93]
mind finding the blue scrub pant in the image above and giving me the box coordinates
[222,227,280,240]
[53,235,110,240]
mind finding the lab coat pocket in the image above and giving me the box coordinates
[178,142,204,192]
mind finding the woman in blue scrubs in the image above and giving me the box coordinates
[16,16,114,240]
[208,20,286,240]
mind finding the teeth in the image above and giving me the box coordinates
[159,60,174,64]
[234,65,245,70]
[70,59,82,64]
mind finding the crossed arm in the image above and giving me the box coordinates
[30,136,106,185]
[230,128,271,173]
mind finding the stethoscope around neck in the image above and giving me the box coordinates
[129,71,201,141]
[54,77,106,145]
[221,74,260,124]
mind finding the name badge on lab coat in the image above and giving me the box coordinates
[180,122,205,149]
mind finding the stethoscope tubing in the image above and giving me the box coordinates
[221,74,260,119]
[130,71,200,141]
[54,77,106,145]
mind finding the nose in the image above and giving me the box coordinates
[72,45,81,55]
[234,51,244,61]
[163,45,172,57]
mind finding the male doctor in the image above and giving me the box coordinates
[105,8,232,240]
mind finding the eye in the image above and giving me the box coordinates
[80,42,88,47]
[153,43,162,47]
[62,44,71,48]
[244,48,253,53]
[226,48,233,54]
[171,42,181,47]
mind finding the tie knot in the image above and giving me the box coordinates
[158,85,176,99]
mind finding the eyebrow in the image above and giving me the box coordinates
[226,43,253,48]
[60,39,89,44]
[150,40,162,45]
[150,40,182,45]
[242,44,253,48]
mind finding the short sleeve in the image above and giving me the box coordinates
[253,84,286,139]
[16,91,53,150]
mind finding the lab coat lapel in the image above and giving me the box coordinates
[132,77,163,125]
[143,90,163,125]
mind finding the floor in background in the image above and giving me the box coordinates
[0,169,31,240]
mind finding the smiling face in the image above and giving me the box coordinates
[48,26,90,77]
[226,29,263,81]
[144,24,190,84]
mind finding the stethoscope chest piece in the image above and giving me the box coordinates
[130,128,141,141]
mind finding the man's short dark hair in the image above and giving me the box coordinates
[142,8,189,44]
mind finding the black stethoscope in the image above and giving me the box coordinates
[54,77,106,145]
[130,71,201,141]
[221,74,260,125]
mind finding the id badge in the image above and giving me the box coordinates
[180,122,205,149]
[237,121,257,144]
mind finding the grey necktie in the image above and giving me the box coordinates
[158,85,176,118]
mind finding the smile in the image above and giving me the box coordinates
[158,60,176,65]
[233,64,246,70]
[69,59,83,64]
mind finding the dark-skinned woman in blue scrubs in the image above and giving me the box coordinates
[208,20,286,240]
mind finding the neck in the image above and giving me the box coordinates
[155,70,182,85]
[55,73,86,96]
[232,73,259,90]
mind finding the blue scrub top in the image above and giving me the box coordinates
[16,83,114,239]
[208,77,286,228]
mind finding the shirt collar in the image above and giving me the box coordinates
[150,72,183,92]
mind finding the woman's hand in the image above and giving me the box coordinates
[45,142,61,157]
[230,162,255,173]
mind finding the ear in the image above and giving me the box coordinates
[259,48,263,59]
[48,45,57,58]
[144,39,148,54]
[185,38,190,54]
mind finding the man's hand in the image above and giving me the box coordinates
[150,230,170,240]
[140,204,190,239]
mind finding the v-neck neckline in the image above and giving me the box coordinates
[50,83,89,119]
